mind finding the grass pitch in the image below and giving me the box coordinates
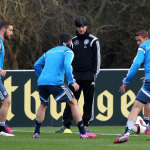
[0,126,150,150]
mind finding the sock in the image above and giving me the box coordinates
[34,120,42,134]
[64,124,70,129]
[124,121,134,135]
[0,122,5,132]
[77,120,86,134]
[0,122,5,126]
[143,116,149,129]
[0,126,5,132]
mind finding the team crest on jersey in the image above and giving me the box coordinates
[84,39,89,45]
[84,39,89,48]
[74,40,79,45]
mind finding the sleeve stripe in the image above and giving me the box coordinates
[138,48,145,53]
[64,50,73,54]
[96,41,101,74]
[90,38,97,47]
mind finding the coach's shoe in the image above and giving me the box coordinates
[80,132,96,139]
[113,134,129,143]
[55,126,72,133]
[4,124,13,134]
[145,129,150,135]
[32,133,40,138]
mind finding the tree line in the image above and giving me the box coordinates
[0,0,150,69]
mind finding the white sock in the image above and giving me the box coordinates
[0,122,5,126]
[127,121,134,130]
[124,121,134,136]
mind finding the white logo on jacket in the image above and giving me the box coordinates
[84,39,89,48]
[84,39,89,45]
[74,40,79,45]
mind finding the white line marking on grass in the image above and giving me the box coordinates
[13,130,139,136]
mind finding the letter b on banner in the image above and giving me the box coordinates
[24,79,40,120]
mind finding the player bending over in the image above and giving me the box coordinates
[33,33,96,139]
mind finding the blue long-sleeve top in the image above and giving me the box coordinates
[0,38,5,79]
[34,45,75,86]
[123,39,150,84]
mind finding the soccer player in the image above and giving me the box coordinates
[56,16,100,133]
[33,33,96,139]
[142,24,150,131]
[0,21,14,135]
[114,30,150,143]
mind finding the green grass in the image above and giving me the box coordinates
[0,126,150,150]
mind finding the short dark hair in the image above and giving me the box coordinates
[60,32,72,44]
[75,16,88,27]
[0,21,13,30]
[135,30,149,38]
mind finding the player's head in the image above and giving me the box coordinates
[75,16,88,35]
[0,21,13,40]
[59,32,72,47]
[135,30,149,46]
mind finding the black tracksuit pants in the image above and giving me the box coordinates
[62,79,95,128]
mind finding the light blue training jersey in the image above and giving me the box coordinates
[34,44,75,86]
[123,39,150,84]
[0,38,5,79]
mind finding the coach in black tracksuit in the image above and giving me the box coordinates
[56,16,101,133]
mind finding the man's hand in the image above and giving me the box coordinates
[140,77,145,83]
[93,74,96,82]
[71,82,79,91]
[0,69,6,77]
[119,83,127,93]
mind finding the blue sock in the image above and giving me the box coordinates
[77,120,86,134]
[34,120,42,134]
[0,126,5,132]
[124,127,130,134]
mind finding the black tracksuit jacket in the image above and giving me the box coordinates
[71,30,101,80]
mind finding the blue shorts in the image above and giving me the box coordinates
[136,81,150,104]
[38,83,74,106]
[0,80,9,101]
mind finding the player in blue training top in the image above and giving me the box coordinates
[33,33,96,139]
[114,30,150,143]
[0,21,14,136]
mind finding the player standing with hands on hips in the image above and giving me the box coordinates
[0,21,14,136]
[56,16,101,133]
[33,33,96,139]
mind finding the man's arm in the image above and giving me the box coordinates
[64,50,79,91]
[0,43,6,77]
[34,54,45,77]
[123,50,144,84]
[64,50,75,84]
[92,39,101,76]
